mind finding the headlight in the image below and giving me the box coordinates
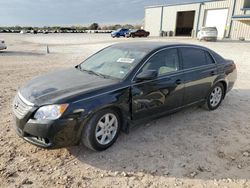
[34,104,68,120]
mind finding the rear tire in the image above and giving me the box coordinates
[81,109,121,151]
[205,83,225,110]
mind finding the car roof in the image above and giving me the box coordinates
[111,42,209,52]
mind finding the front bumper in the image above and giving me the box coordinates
[0,46,7,50]
[13,116,82,148]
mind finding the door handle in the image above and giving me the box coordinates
[175,79,182,85]
[210,71,216,76]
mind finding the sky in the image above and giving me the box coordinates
[0,0,209,26]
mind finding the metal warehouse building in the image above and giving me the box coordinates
[144,0,250,40]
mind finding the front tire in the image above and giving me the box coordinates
[81,109,121,151]
[205,83,225,110]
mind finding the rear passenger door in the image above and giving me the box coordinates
[179,47,217,105]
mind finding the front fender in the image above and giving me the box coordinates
[70,86,131,139]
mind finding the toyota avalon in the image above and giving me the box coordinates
[12,42,237,151]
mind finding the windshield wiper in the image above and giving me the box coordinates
[76,66,117,80]
[80,68,107,78]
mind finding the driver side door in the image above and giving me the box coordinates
[131,48,184,120]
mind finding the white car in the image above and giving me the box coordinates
[198,27,218,41]
[0,40,7,50]
[20,30,27,34]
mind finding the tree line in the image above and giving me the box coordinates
[0,23,142,32]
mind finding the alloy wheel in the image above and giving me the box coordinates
[210,86,223,107]
[95,113,118,145]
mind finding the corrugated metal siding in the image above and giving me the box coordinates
[234,0,244,15]
[161,4,200,36]
[144,7,162,36]
[231,20,250,39]
[231,0,250,39]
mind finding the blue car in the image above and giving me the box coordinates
[111,28,129,38]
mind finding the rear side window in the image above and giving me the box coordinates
[180,48,208,69]
[210,51,225,64]
[205,51,215,64]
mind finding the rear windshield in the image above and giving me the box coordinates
[202,27,217,31]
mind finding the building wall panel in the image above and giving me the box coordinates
[144,7,162,36]
[231,20,250,40]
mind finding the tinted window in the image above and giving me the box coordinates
[205,51,215,64]
[210,51,225,64]
[180,48,207,69]
[141,49,179,76]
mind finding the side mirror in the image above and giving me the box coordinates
[135,70,157,82]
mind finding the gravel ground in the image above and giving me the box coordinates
[0,33,250,188]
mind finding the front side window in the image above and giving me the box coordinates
[180,48,208,69]
[79,46,148,79]
[141,48,180,76]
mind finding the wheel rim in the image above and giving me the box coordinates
[95,113,118,145]
[210,86,222,107]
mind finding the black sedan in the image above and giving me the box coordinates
[12,42,237,151]
[126,29,150,38]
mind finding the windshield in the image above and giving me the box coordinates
[79,46,148,79]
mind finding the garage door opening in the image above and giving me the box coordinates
[175,11,195,36]
[204,9,228,38]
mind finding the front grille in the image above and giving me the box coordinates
[13,92,34,119]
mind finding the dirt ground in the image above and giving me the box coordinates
[0,33,250,188]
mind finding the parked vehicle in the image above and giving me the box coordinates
[12,42,237,151]
[30,30,38,34]
[20,30,27,34]
[111,28,129,38]
[0,40,7,50]
[126,29,150,38]
[198,27,218,41]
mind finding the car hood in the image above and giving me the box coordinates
[19,68,118,105]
